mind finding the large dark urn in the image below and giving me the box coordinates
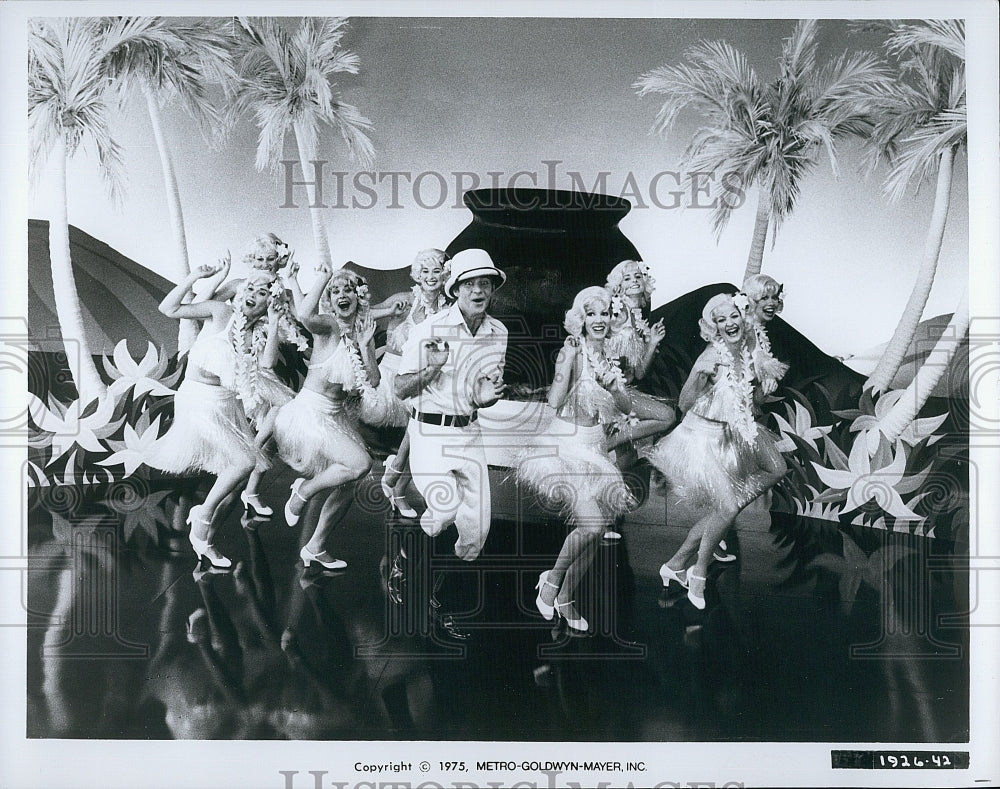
[446,188,640,390]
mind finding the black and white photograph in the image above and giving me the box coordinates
[1,1,998,787]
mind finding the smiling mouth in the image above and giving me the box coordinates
[724,325,740,337]
[336,299,351,310]
[591,323,607,333]
[245,299,256,309]
[762,306,776,317]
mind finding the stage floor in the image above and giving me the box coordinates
[25,462,969,742]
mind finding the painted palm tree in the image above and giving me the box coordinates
[877,287,968,443]
[98,17,235,353]
[28,18,122,403]
[635,20,890,282]
[231,16,375,270]
[863,20,966,394]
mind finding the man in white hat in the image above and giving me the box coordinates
[391,248,508,639]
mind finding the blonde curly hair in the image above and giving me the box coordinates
[409,249,451,283]
[243,234,289,273]
[605,259,655,307]
[742,274,784,314]
[320,269,371,321]
[698,293,743,343]
[564,286,613,338]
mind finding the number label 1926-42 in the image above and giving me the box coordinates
[831,750,969,770]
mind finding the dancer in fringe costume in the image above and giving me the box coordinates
[643,294,787,609]
[739,273,790,392]
[602,259,677,539]
[146,264,277,569]
[272,264,379,571]
[199,234,310,518]
[513,287,639,633]
[604,259,678,433]
[706,274,790,563]
[369,249,452,518]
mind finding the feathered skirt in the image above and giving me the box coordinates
[273,388,368,477]
[642,411,783,511]
[513,418,637,522]
[145,379,264,476]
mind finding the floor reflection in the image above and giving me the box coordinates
[26,473,969,742]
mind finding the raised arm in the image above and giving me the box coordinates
[160,265,226,321]
[281,251,305,311]
[546,338,578,410]
[296,264,336,336]
[191,252,231,303]
[260,307,282,370]
[355,314,381,388]
[370,291,411,322]
[634,318,666,380]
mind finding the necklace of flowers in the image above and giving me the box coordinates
[577,338,638,432]
[611,296,650,341]
[410,284,447,323]
[581,338,628,393]
[338,318,378,402]
[710,337,758,444]
[230,308,268,414]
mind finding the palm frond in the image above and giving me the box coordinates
[233,15,375,173]
[635,38,762,137]
[887,19,965,62]
[779,19,818,83]
[883,108,967,201]
[98,17,234,140]
[27,17,124,200]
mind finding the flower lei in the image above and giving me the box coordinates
[410,284,447,323]
[230,308,268,415]
[338,314,377,402]
[581,340,627,392]
[610,296,651,340]
[268,280,309,351]
[580,339,639,431]
[710,338,758,443]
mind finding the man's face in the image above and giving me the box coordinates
[455,276,496,319]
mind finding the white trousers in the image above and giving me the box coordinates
[406,419,491,561]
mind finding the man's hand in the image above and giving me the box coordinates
[474,371,506,408]
[423,337,450,370]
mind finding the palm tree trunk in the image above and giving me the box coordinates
[48,135,107,404]
[866,146,956,393]
[742,187,770,283]
[145,89,197,354]
[877,287,968,443]
[292,121,334,270]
